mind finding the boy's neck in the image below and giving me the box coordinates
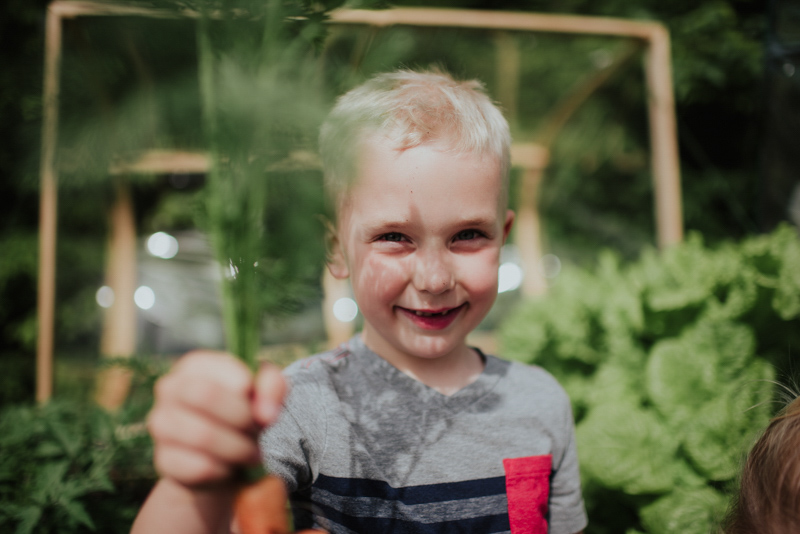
[360,333,485,396]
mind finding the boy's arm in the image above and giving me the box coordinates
[131,478,236,534]
[130,352,287,534]
[548,388,589,534]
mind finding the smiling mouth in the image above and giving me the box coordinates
[398,304,466,330]
[413,309,453,317]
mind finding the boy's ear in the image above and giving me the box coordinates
[322,217,350,279]
[502,209,515,243]
[327,245,350,280]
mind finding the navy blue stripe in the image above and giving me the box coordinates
[314,474,507,505]
[314,501,511,534]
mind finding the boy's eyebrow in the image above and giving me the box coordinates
[365,215,500,230]
[458,216,500,227]
[362,218,410,229]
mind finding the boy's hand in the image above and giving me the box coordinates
[147,351,287,488]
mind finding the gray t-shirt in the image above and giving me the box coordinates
[260,336,587,534]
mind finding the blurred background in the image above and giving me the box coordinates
[1,0,799,532]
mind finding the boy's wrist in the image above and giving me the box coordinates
[167,475,240,502]
[132,477,241,534]
[174,464,267,501]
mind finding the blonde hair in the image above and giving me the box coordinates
[319,68,511,214]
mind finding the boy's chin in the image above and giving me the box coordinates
[393,334,474,362]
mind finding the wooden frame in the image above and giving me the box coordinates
[37,1,682,402]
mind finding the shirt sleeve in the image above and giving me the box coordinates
[547,399,588,534]
[259,369,328,493]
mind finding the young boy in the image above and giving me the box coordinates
[132,69,587,534]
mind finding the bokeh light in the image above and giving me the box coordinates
[498,262,523,293]
[134,286,156,310]
[332,297,358,322]
[541,254,562,279]
[147,232,179,259]
[95,285,114,308]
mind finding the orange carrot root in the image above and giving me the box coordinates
[234,475,327,534]
[235,475,290,534]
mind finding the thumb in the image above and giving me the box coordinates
[252,363,289,428]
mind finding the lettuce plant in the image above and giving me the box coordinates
[500,224,800,534]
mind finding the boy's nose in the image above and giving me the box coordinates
[413,250,454,294]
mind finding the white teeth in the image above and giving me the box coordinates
[414,310,446,317]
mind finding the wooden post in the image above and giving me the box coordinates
[322,269,355,349]
[511,144,550,297]
[329,7,683,249]
[36,4,63,404]
[494,31,520,131]
[36,3,684,401]
[35,2,197,402]
[645,26,683,248]
[94,179,138,411]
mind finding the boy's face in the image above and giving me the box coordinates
[329,137,514,367]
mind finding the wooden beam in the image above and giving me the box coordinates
[36,3,64,404]
[109,150,210,175]
[645,26,683,247]
[329,7,683,249]
[95,179,138,411]
[50,0,189,19]
[37,3,683,402]
[511,144,550,297]
[330,8,661,39]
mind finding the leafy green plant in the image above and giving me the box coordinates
[186,0,346,366]
[499,224,800,534]
[0,355,166,533]
[0,401,156,534]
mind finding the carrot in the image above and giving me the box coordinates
[234,475,326,534]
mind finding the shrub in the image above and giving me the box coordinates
[499,224,800,534]
[0,358,164,533]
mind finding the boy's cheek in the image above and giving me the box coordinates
[464,271,503,304]
[353,255,409,296]
[459,255,501,285]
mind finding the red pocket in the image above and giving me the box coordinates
[503,455,552,534]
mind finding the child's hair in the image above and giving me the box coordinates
[318,68,511,214]
[723,394,800,534]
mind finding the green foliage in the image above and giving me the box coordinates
[388,0,768,253]
[639,487,729,534]
[0,0,770,370]
[499,225,800,534]
[0,353,35,406]
[0,233,39,351]
[192,0,347,365]
[0,401,156,534]
[0,356,164,533]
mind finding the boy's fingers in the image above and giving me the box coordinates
[253,363,289,427]
[148,407,260,466]
[159,373,254,431]
[156,352,255,430]
[172,351,253,393]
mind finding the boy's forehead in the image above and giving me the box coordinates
[354,135,502,183]
[335,137,506,222]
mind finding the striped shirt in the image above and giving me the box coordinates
[261,336,587,534]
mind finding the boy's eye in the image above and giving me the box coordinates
[380,232,405,242]
[455,229,482,241]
